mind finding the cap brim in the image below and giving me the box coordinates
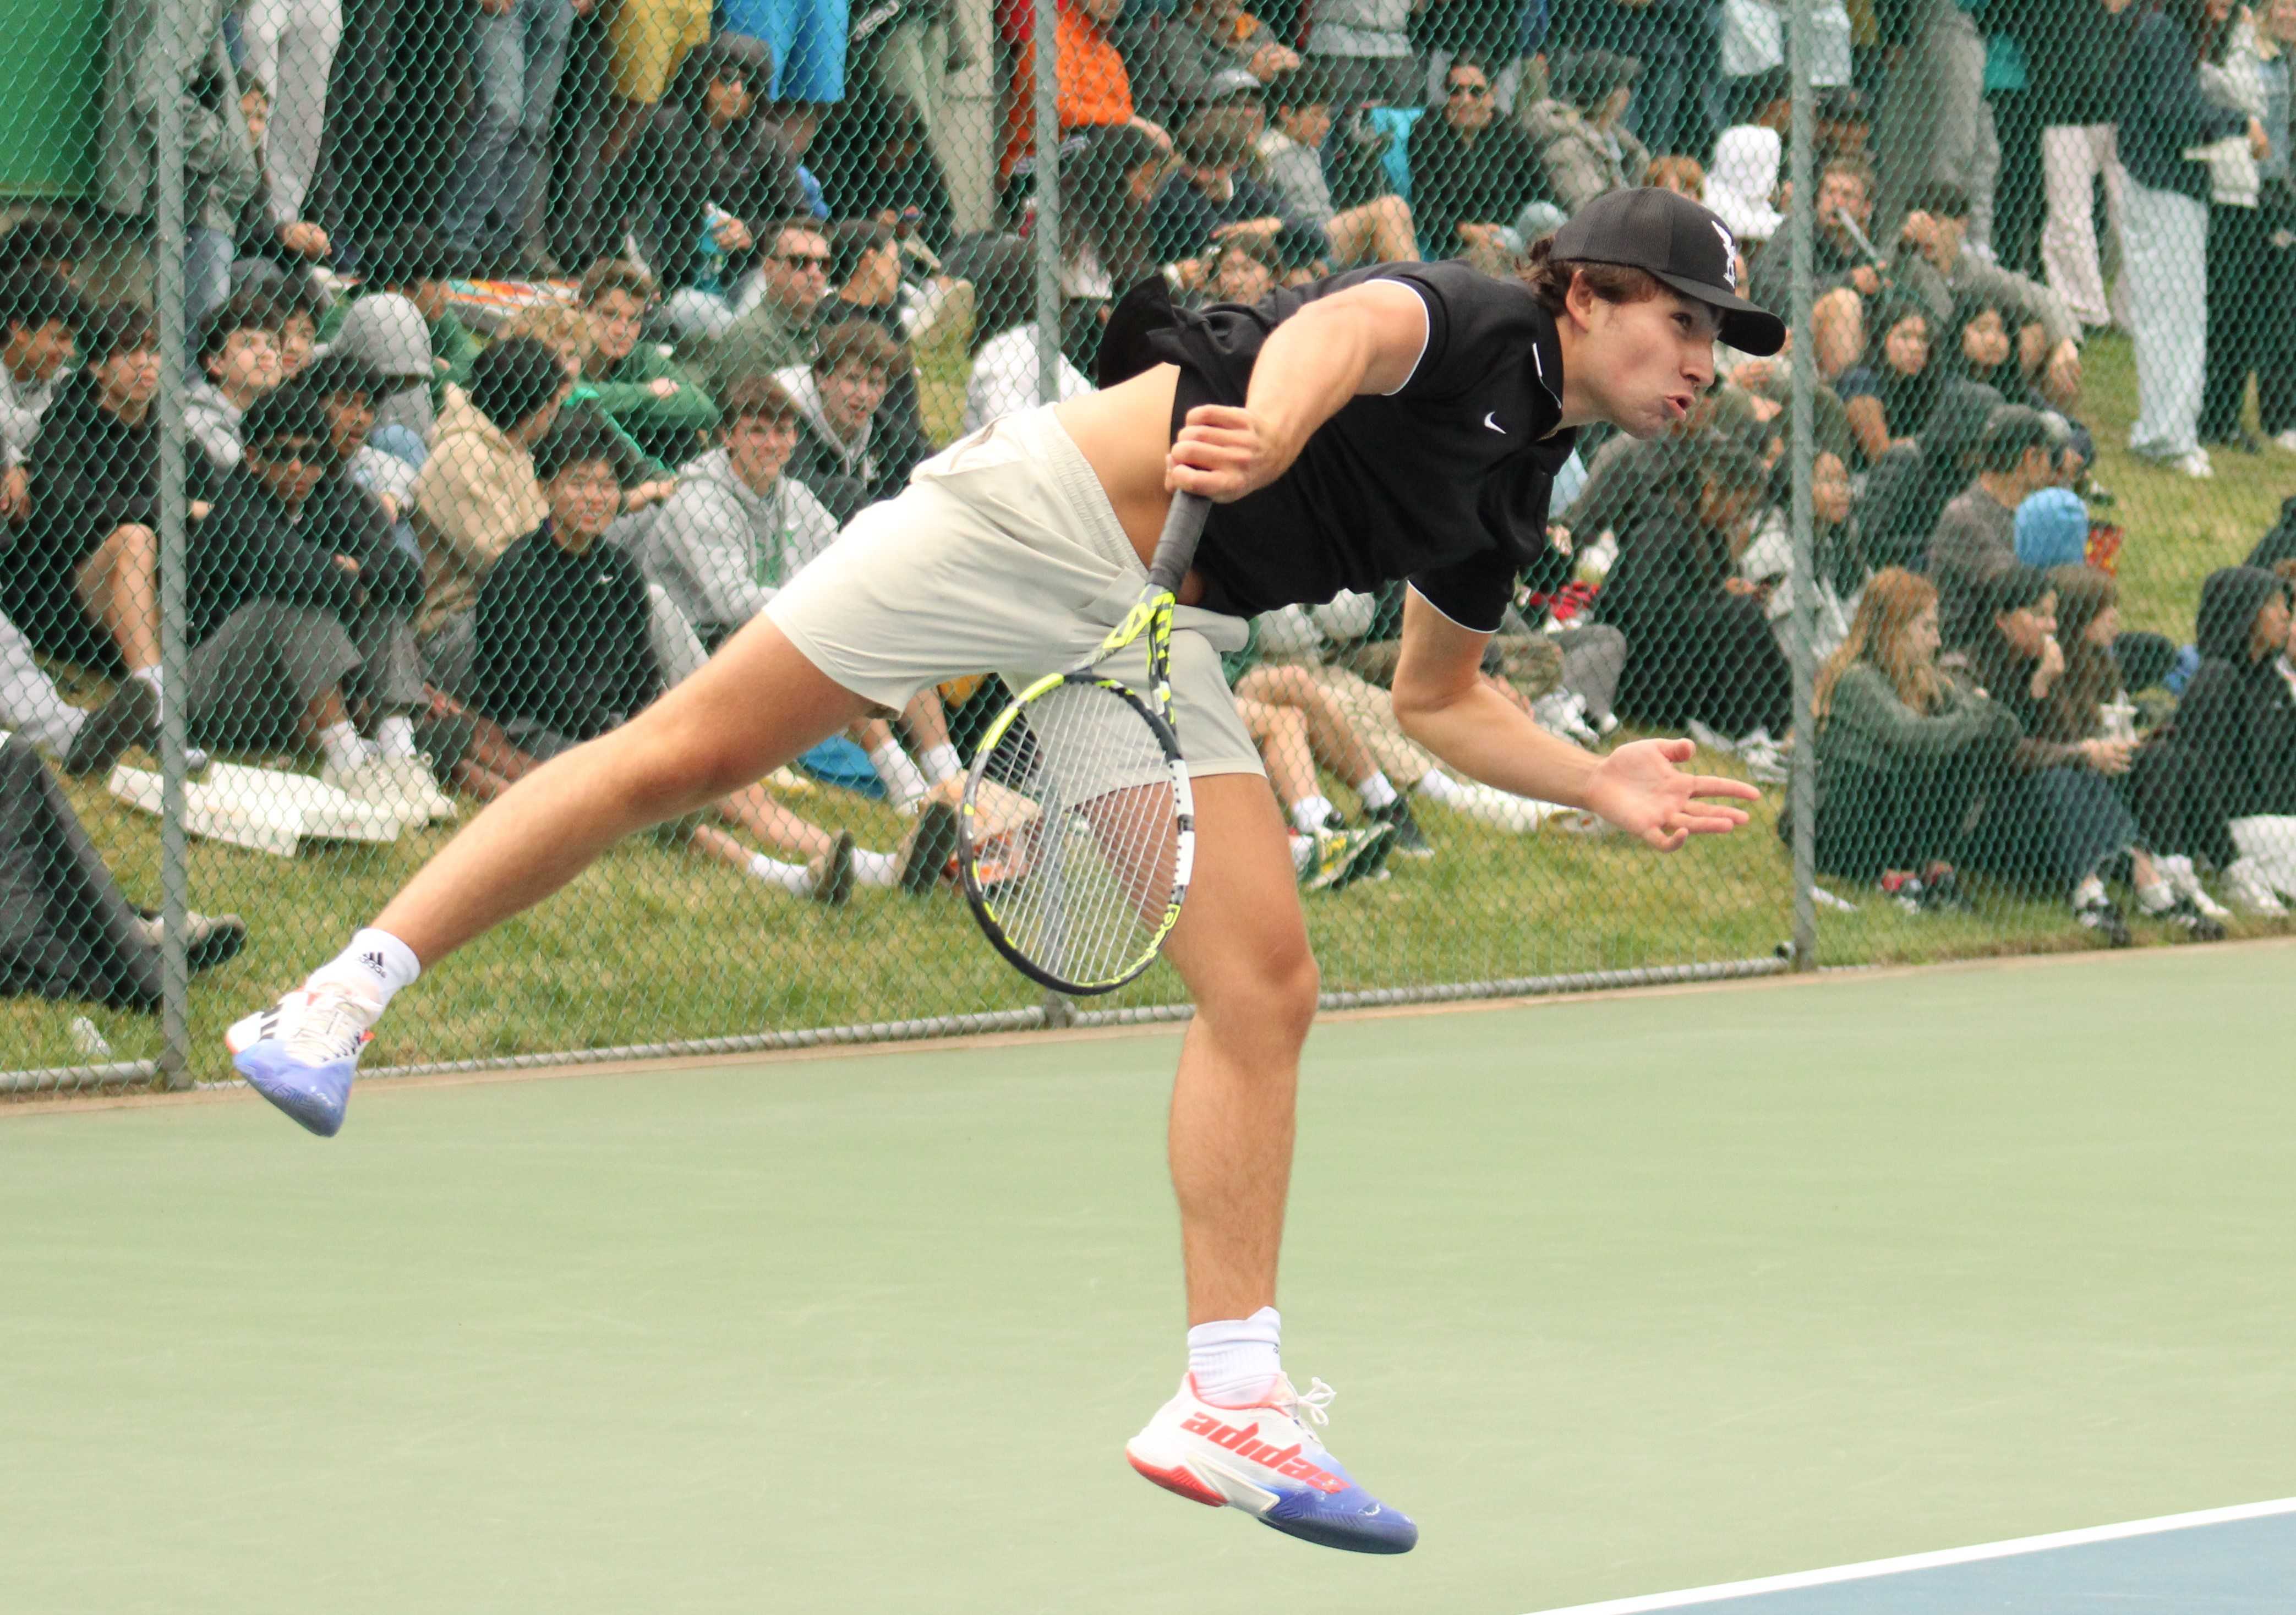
[1649,270,1786,357]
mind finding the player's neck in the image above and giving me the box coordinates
[1550,319,1599,431]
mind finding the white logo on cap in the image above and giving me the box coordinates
[1712,219,1739,289]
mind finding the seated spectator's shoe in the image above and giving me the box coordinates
[810,831,856,906]
[63,678,157,777]
[1365,796,1433,857]
[225,981,381,1137]
[2274,429,2296,456]
[2158,855,2234,922]
[1300,824,1396,893]
[898,801,960,894]
[2074,894,2133,946]
[2172,448,2214,480]
[2222,858,2289,917]
[1738,730,1791,785]
[2156,894,2226,941]
[1125,1374,1417,1555]
[134,908,248,973]
[1916,863,1974,914]
[324,756,459,826]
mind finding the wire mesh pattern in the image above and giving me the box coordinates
[2,0,2294,1088]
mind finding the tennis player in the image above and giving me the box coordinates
[229,187,1782,1554]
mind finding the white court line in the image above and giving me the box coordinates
[1526,1495,2296,1613]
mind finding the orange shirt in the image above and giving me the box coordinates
[1000,3,1135,179]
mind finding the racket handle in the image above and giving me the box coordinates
[1146,492,1211,598]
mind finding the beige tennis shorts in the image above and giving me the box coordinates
[764,406,1264,780]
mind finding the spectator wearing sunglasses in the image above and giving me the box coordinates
[192,383,452,820]
[1410,53,1551,263]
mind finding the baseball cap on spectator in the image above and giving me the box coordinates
[2014,487,2090,570]
[1208,68,1264,102]
[332,292,435,383]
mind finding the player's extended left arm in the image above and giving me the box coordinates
[1387,590,1759,853]
[1165,280,1432,501]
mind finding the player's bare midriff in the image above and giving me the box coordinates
[1056,364,1212,607]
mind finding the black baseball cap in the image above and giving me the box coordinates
[1550,187,1786,356]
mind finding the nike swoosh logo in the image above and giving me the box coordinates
[1483,412,1505,434]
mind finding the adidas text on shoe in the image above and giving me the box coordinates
[225,982,381,1136]
[1126,1375,1417,1554]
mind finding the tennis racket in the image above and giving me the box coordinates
[958,492,1212,995]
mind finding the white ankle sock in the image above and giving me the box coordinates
[919,743,963,786]
[1414,770,1466,804]
[851,848,900,888]
[1290,795,1337,836]
[870,740,929,808]
[747,852,814,894]
[2135,879,2174,914]
[319,721,370,773]
[309,926,420,1009]
[1355,770,1398,811]
[373,715,419,759]
[1188,1306,1282,1407]
[1288,834,1312,872]
[2073,874,2108,908]
[130,665,165,698]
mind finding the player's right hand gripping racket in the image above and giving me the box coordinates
[959,492,1212,995]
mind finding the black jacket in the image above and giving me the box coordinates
[1406,114,1548,261]
[473,526,661,742]
[2114,7,2249,199]
[21,370,160,573]
[2163,567,2296,863]
[191,464,421,644]
[1857,380,2003,576]
[594,34,808,293]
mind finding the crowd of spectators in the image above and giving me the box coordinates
[7,0,2296,1016]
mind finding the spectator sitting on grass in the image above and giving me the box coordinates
[1837,298,1940,467]
[410,335,565,667]
[1253,65,1418,269]
[471,411,947,904]
[1149,114,1329,284]
[1927,404,2059,651]
[700,217,832,391]
[632,375,969,815]
[185,289,286,475]
[1857,379,2002,576]
[770,318,928,524]
[318,228,479,398]
[1204,231,1282,305]
[1944,566,2180,945]
[1521,50,1650,221]
[305,354,420,530]
[1810,567,2018,903]
[1892,181,2084,413]
[329,290,438,448]
[0,266,83,503]
[2142,566,2296,915]
[812,222,937,500]
[260,273,327,381]
[1415,51,1551,261]
[192,384,455,824]
[577,259,720,469]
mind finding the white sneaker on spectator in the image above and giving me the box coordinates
[323,756,458,827]
[2274,429,2296,455]
[1684,720,1736,756]
[1532,688,1601,748]
[2172,448,2213,479]
[2222,857,2288,916]
[2156,854,2233,921]
[1737,728,1791,785]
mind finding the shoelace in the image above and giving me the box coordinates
[286,985,378,1063]
[1273,1376,1337,1429]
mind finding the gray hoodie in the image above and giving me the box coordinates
[630,445,841,638]
[183,377,246,472]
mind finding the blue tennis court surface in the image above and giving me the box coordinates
[1534,1499,2296,1612]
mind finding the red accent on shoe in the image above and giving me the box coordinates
[1129,1452,1226,1507]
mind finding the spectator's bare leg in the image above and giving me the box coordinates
[714,781,838,860]
[72,523,161,672]
[1160,774,1318,1325]
[370,618,872,963]
[1326,195,1419,267]
[1238,664,1377,786]
[1238,697,1319,815]
[896,688,953,753]
[1812,288,1866,381]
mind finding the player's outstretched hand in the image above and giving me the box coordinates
[1583,737,1761,852]
[1167,404,1295,502]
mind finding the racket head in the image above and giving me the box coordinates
[959,670,1196,996]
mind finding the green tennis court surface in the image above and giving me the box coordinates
[7,941,2295,1614]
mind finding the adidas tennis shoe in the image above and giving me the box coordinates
[225,981,381,1137]
[1125,1373,1417,1554]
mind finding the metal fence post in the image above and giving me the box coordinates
[154,0,194,1082]
[1032,0,1071,1032]
[1785,0,1819,972]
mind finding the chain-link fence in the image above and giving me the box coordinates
[4,0,2292,1092]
